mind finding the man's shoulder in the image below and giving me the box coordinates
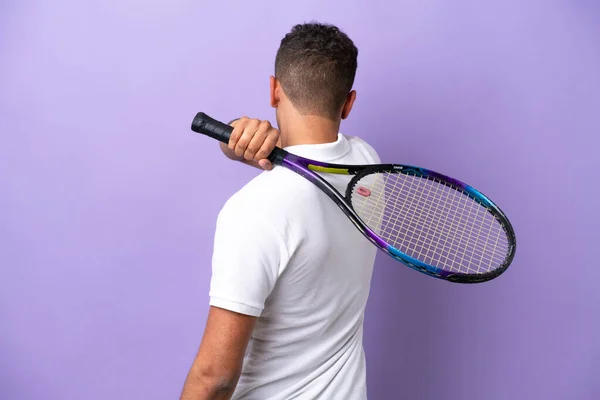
[343,134,381,164]
[218,168,313,224]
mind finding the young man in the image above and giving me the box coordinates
[181,22,381,400]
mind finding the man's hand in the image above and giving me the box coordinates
[220,117,281,170]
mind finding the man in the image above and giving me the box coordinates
[181,22,381,400]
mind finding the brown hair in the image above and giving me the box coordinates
[275,22,358,120]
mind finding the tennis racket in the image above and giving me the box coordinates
[191,112,516,283]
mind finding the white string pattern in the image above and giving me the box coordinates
[351,172,510,274]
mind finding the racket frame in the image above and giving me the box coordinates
[279,153,516,283]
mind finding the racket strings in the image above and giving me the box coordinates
[357,180,503,265]
[351,172,510,274]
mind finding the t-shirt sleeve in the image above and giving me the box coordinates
[208,199,288,317]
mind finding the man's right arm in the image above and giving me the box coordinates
[219,117,281,170]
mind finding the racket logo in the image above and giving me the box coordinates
[357,186,371,197]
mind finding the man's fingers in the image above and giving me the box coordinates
[228,117,247,150]
[244,129,269,160]
[234,121,260,157]
[254,132,279,161]
[258,159,273,170]
[229,126,242,150]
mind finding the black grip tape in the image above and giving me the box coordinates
[191,112,233,145]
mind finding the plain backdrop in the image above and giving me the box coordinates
[1,1,599,399]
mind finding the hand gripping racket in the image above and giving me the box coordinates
[191,112,516,283]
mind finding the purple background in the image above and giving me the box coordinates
[1,1,598,399]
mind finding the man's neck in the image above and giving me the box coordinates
[279,114,341,148]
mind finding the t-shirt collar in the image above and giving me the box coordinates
[283,133,350,162]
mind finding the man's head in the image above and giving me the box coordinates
[270,22,358,122]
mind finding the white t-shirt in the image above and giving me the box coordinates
[209,133,381,400]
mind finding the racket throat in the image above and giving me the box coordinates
[268,148,287,166]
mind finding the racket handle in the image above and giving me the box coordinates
[191,112,288,166]
[191,112,233,144]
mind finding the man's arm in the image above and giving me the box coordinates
[180,306,257,400]
[220,117,281,170]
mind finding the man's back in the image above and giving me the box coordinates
[209,134,381,399]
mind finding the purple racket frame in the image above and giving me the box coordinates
[191,112,517,283]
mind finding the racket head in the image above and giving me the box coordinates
[345,164,516,283]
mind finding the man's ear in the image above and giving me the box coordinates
[341,90,357,120]
[270,76,280,108]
